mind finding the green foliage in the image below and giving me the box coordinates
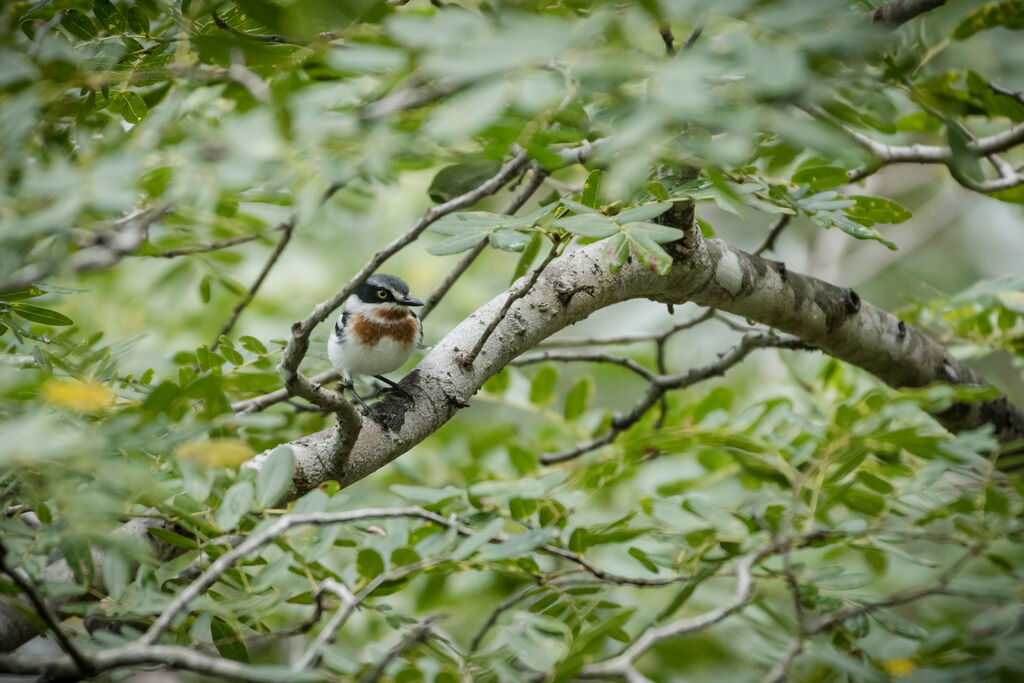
[2,0,1023,681]
[952,1,1024,40]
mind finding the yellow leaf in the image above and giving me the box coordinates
[176,439,255,467]
[43,380,113,413]
[885,658,916,677]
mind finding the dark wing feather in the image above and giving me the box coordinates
[412,309,424,347]
[335,310,351,342]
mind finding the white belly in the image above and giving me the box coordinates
[328,333,413,382]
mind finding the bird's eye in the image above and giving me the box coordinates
[377,289,388,300]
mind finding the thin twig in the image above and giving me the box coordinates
[511,351,658,382]
[542,334,814,464]
[680,24,703,52]
[461,238,562,367]
[0,206,170,294]
[211,219,294,350]
[659,22,675,56]
[357,616,439,683]
[580,544,774,679]
[754,215,792,256]
[762,639,805,683]
[989,81,1024,107]
[0,643,331,681]
[292,578,358,671]
[141,504,685,651]
[0,542,93,677]
[211,10,290,44]
[153,226,285,258]
[469,583,540,654]
[231,369,340,414]
[810,105,1024,192]
[420,166,549,321]
[538,309,715,348]
[808,545,980,633]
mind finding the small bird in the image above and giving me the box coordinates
[328,273,423,413]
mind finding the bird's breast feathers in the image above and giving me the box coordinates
[349,311,419,347]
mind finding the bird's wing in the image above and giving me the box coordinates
[335,310,351,342]
[412,309,424,347]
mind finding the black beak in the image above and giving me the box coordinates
[399,295,424,307]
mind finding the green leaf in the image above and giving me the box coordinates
[554,213,619,238]
[564,378,592,420]
[142,380,179,416]
[529,365,558,404]
[390,484,464,504]
[113,91,148,124]
[602,233,630,272]
[428,161,503,203]
[239,336,268,354]
[508,445,538,476]
[581,169,604,208]
[103,550,130,599]
[952,1,1024,40]
[93,0,127,32]
[10,303,73,326]
[452,518,504,560]
[627,231,674,275]
[61,9,97,40]
[125,6,149,34]
[997,291,1024,314]
[216,481,254,530]
[614,202,673,224]
[628,547,658,572]
[624,221,685,244]
[792,166,849,191]
[559,198,598,215]
[488,229,528,252]
[220,344,244,367]
[483,368,510,394]
[845,195,911,227]
[147,526,198,550]
[356,548,384,579]
[477,528,555,560]
[430,212,509,236]
[211,617,250,663]
[256,446,295,507]
[811,212,897,250]
[427,232,488,256]
[0,287,45,302]
[510,233,543,284]
[36,502,53,524]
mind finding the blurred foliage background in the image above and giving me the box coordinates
[2,0,1024,681]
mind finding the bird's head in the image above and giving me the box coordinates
[350,273,424,316]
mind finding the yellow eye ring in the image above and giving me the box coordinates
[377,289,388,299]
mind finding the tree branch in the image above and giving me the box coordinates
[541,334,814,464]
[0,542,92,677]
[211,219,294,350]
[420,166,549,322]
[870,0,946,25]
[0,206,170,294]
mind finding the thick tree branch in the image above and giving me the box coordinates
[246,222,1024,506]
